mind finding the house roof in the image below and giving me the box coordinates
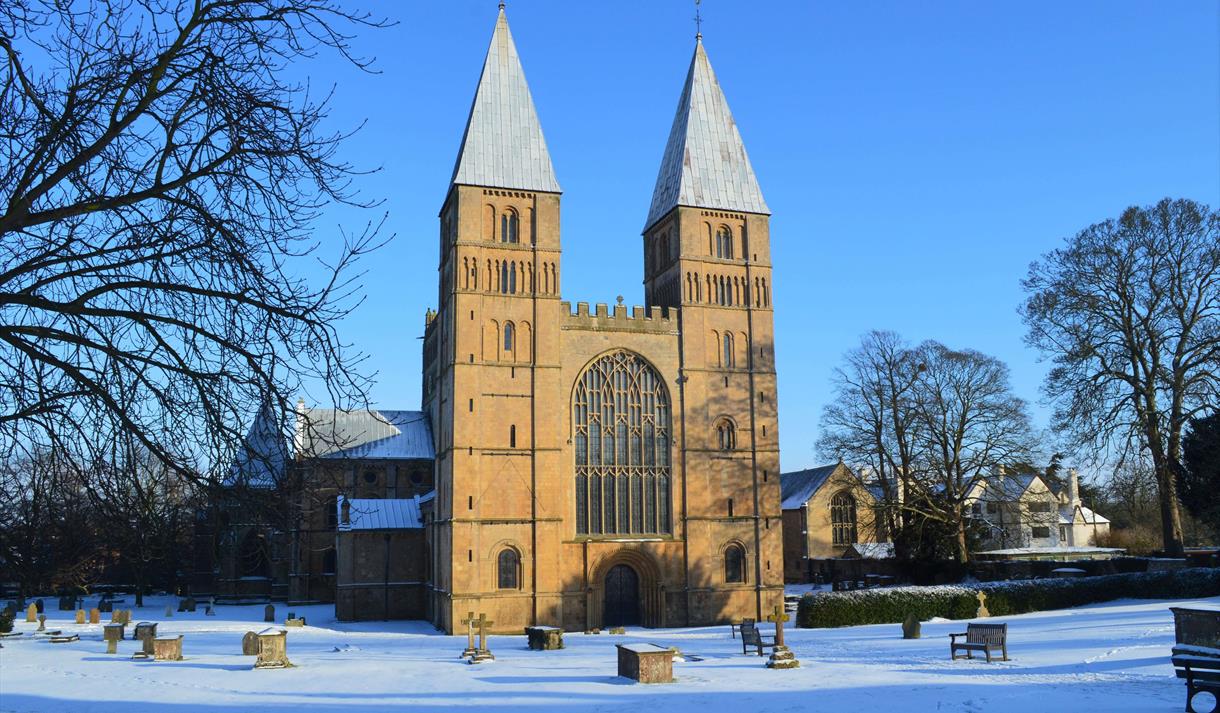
[296,408,434,461]
[449,8,560,194]
[644,38,768,231]
[780,463,839,509]
[846,542,895,559]
[337,495,426,531]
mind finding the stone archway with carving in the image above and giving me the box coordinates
[586,547,665,630]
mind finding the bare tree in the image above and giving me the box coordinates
[0,0,388,494]
[1021,198,1220,556]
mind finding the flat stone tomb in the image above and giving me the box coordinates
[765,605,800,669]
[153,635,183,661]
[617,643,674,683]
[254,629,291,669]
[525,626,564,651]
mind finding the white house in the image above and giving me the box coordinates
[967,469,1111,555]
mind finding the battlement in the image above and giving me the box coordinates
[560,301,679,334]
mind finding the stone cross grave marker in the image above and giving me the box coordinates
[765,604,800,669]
[25,603,37,622]
[37,614,46,632]
[976,591,990,618]
[459,611,478,658]
[469,613,495,663]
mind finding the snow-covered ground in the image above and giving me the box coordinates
[1,594,1216,712]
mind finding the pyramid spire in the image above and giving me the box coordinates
[450,8,560,194]
[645,39,768,231]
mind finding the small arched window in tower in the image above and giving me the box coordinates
[723,332,734,368]
[501,209,519,244]
[724,543,745,583]
[500,261,509,294]
[510,424,517,448]
[503,321,515,354]
[716,419,736,451]
[497,548,519,589]
[716,226,733,259]
[831,491,858,546]
[509,261,517,294]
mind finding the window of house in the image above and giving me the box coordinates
[497,548,519,589]
[986,502,999,514]
[1059,526,1067,541]
[1032,526,1051,539]
[724,543,745,583]
[1029,501,1052,513]
[831,491,858,546]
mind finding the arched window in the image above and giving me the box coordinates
[573,351,672,536]
[724,543,745,583]
[509,424,517,448]
[508,261,517,294]
[716,419,736,451]
[504,322,515,354]
[831,491,858,546]
[501,209,519,244]
[499,261,508,294]
[716,226,733,259]
[723,332,734,368]
[497,548,519,589]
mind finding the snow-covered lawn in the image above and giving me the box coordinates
[1,594,1216,712]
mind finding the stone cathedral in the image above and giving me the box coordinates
[209,6,784,634]
[419,6,783,634]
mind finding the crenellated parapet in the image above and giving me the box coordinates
[560,301,679,334]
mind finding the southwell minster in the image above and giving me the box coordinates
[210,6,784,634]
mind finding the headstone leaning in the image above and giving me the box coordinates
[242,631,260,655]
[264,604,275,623]
[25,603,37,622]
[975,591,990,618]
[902,613,922,639]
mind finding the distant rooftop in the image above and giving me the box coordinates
[780,463,840,510]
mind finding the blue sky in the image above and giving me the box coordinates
[296,2,1220,473]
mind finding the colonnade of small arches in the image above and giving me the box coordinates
[482,319,533,363]
[684,271,769,308]
[460,256,559,296]
[708,328,750,368]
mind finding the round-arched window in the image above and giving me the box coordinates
[497,548,519,589]
[724,543,746,583]
[573,351,672,536]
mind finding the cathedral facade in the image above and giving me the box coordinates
[420,8,784,633]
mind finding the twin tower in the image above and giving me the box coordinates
[420,7,783,633]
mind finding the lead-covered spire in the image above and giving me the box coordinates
[645,39,768,231]
[450,8,560,193]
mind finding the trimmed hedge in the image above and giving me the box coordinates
[796,567,1220,628]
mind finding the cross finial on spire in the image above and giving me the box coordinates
[499,1,505,10]
[694,0,703,40]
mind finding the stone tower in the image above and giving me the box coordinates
[642,37,782,618]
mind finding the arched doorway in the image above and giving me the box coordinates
[603,564,640,627]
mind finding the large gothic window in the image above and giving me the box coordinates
[573,351,672,536]
[831,491,858,546]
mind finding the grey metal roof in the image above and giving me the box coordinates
[645,39,769,231]
[780,463,839,509]
[296,408,434,461]
[226,403,288,489]
[450,9,560,194]
[337,496,425,531]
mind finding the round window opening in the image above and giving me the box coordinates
[362,470,377,484]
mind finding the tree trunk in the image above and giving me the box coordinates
[955,513,970,564]
[1155,462,1185,557]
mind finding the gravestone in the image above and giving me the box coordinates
[165,605,174,618]
[242,631,260,655]
[264,604,275,623]
[459,611,478,658]
[178,597,196,613]
[285,613,305,627]
[467,613,495,664]
[34,598,44,614]
[765,605,800,669]
[103,623,125,654]
[254,628,292,669]
[153,635,183,661]
[133,622,157,659]
[205,606,215,616]
[25,603,37,622]
[902,613,922,639]
[75,609,85,625]
[97,599,113,613]
[58,596,75,611]
[976,591,990,618]
[616,643,674,683]
[89,608,100,624]
[37,614,46,632]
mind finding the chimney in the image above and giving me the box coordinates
[1067,468,1080,508]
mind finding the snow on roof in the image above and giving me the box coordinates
[975,546,1125,556]
[1076,505,1110,524]
[226,402,289,489]
[846,542,895,559]
[780,464,839,509]
[297,408,434,461]
[338,496,426,531]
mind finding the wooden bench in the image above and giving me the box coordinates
[1172,654,1220,713]
[740,622,777,657]
[949,623,1008,662]
[729,617,755,639]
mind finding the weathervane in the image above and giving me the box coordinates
[694,0,703,40]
